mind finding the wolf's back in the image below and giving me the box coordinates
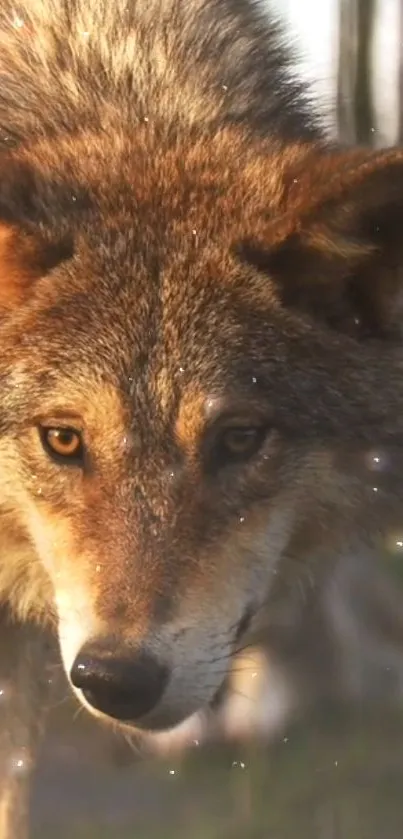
[0,0,319,148]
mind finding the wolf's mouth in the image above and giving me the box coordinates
[144,606,257,741]
[209,670,232,712]
[143,687,232,755]
[234,605,255,644]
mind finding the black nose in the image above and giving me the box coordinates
[70,639,169,722]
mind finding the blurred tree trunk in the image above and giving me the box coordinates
[337,0,376,145]
[355,0,376,143]
[337,0,358,143]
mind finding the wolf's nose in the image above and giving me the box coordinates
[70,640,169,722]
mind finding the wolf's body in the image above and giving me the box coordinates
[1,1,403,836]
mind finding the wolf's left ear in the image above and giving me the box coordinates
[242,149,403,339]
[0,222,73,309]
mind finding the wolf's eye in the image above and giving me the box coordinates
[40,427,84,464]
[212,426,266,468]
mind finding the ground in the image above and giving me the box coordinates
[32,688,403,839]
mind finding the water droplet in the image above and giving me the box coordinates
[178,367,185,374]
[71,194,77,202]
[372,486,378,493]
[0,682,11,701]
[169,768,176,775]
[251,376,257,384]
[239,516,245,523]
[365,450,387,471]
[222,84,228,91]
[95,564,101,573]
[9,750,31,776]
[11,15,24,28]
[144,116,149,123]
[293,178,299,184]
[385,532,403,555]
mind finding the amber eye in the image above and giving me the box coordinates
[40,427,84,464]
[210,425,267,471]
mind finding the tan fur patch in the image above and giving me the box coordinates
[0,500,52,625]
[0,224,43,308]
[153,366,172,415]
[175,391,207,452]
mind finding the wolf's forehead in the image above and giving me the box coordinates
[24,306,218,424]
[54,249,242,374]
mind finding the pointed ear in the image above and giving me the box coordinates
[0,222,73,309]
[240,148,403,339]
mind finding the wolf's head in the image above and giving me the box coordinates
[0,132,403,734]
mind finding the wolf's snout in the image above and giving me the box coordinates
[70,639,169,722]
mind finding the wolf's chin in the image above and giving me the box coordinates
[146,710,209,755]
[70,679,211,750]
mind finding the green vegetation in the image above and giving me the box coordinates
[35,706,403,839]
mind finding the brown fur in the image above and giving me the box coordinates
[1,1,403,836]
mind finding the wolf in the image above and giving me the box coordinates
[2,0,403,835]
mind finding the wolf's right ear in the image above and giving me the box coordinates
[240,148,403,340]
[0,222,73,309]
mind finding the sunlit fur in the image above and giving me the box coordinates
[1,3,403,838]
